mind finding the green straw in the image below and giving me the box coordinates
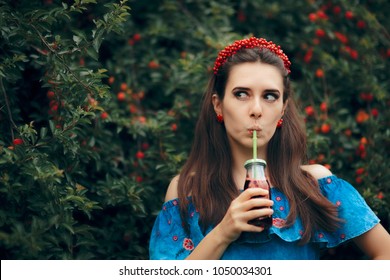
[253,130,257,159]
[252,130,257,178]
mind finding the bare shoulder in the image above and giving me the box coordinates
[164,175,180,202]
[301,164,333,180]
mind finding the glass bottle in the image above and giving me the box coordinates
[243,159,272,228]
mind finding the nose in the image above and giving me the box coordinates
[250,98,262,119]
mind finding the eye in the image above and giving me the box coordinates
[264,92,279,102]
[234,90,249,100]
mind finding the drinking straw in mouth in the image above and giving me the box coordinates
[253,130,257,160]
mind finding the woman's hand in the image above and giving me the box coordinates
[214,188,274,245]
[185,187,273,260]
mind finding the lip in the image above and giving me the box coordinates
[248,127,261,135]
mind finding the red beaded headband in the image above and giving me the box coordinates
[213,37,291,75]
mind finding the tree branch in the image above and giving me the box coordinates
[0,77,17,140]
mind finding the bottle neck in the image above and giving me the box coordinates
[245,162,266,180]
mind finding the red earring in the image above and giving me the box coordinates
[216,114,224,123]
[277,118,283,128]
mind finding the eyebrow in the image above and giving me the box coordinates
[231,87,281,94]
[231,87,251,92]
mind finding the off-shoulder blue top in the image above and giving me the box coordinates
[149,175,380,260]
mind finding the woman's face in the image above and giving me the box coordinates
[213,62,287,158]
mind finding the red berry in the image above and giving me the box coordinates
[349,49,358,60]
[308,13,317,22]
[377,192,384,200]
[108,76,115,85]
[355,176,363,184]
[100,111,109,120]
[320,102,327,112]
[317,154,325,162]
[324,164,331,170]
[13,138,23,145]
[117,92,126,101]
[133,33,141,41]
[345,11,354,20]
[355,110,369,123]
[359,92,374,102]
[171,123,178,131]
[138,91,145,100]
[136,151,144,159]
[148,60,159,69]
[344,129,352,137]
[315,29,326,38]
[357,20,366,29]
[88,98,98,106]
[129,104,138,114]
[50,103,59,112]
[128,38,135,46]
[47,90,55,99]
[315,69,324,78]
[356,168,365,176]
[120,83,127,91]
[320,123,331,134]
[304,48,313,63]
[136,176,143,183]
[334,32,348,45]
[360,137,368,145]
[305,105,315,117]
[138,116,146,124]
[316,10,328,20]
[371,108,379,117]
[332,6,341,14]
[141,142,150,150]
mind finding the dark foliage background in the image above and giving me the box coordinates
[0,0,389,259]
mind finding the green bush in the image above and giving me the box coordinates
[0,0,388,259]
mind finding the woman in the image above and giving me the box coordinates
[149,37,390,259]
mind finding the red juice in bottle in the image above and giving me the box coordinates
[243,159,272,229]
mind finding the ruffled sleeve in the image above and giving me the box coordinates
[237,175,380,249]
[312,175,380,247]
[149,198,202,260]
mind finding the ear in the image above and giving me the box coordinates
[212,94,223,115]
[281,99,289,117]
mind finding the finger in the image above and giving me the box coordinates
[239,187,270,200]
[245,208,274,221]
[240,223,266,233]
[242,197,274,211]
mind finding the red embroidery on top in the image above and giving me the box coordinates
[272,218,286,228]
[183,238,194,251]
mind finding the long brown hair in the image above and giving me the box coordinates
[177,47,341,244]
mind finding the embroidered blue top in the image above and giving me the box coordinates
[149,175,380,260]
